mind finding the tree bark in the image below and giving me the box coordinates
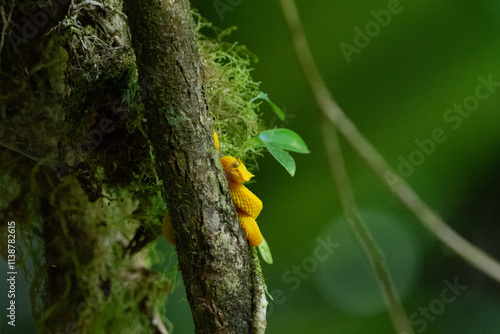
[1,0,266,331]
[123,0,259,333]
[1,0,171,332]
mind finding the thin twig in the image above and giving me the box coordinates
[280,2,414,331]
[0,0,15,53]
[279,0,500,285]
[322,119,414,333]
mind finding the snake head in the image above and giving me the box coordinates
[220,156,254,183]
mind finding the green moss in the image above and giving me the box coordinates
[0,172,22,211]
[2,5,268,332]
[194,12,266,171]
[31,176,172,333]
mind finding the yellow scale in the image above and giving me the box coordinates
[162,131,263,247]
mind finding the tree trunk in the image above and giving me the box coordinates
[1,0,266,332]
[123,1,262,332]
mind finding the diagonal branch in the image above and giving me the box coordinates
[123,0,265,332]
[0,0,15,55]
[279,0,500,285]
[322,119,414,333]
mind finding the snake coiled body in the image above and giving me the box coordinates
[162,132,264,246]
[221,156,263,246]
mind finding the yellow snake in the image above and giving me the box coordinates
[162,131,263,246]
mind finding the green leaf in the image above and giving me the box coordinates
[264,284,274,301]
[258,236,273,265]
[262,141,296,176]
[258,129,310,154]
[251,92,285,121]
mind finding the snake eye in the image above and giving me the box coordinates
[232,160,240,168]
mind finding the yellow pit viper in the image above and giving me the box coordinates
[162,131,264,246]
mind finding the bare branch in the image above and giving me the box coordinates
[321,120,414,333]
[279,0,500,287]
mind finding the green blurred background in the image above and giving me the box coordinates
[168,0,500,333]
[2,0,500,333]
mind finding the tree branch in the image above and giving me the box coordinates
[279,0,500,284]
[321,120,414,333]
[123,0,262,332]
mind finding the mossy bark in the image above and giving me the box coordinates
[1,0,171,333]
[1,0,266,332]
[123,0,258,333]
